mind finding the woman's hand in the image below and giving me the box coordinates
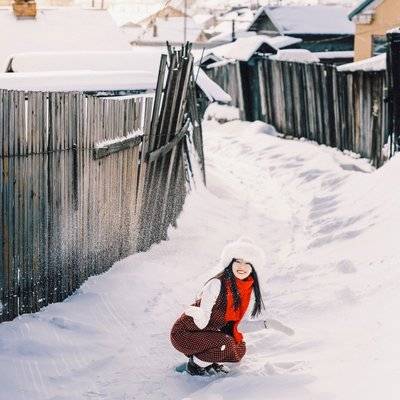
[264,318,295,336]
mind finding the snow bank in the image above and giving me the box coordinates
[337,53,386,72]
[1,107,400,400]
[204,102,240,122]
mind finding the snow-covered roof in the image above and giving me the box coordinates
[192,13,214,27]
[5,50,165,73]
[206,8,254,36]
[0,7,131,72]
[223,8,254,22]
[2,49,231,103]
[131,16,204,44]
[195,52,224,67]
[337,53,386,72]
[208,34,302,62]
[0,70,157,92]
[194,67,232,103]
[269,49,320,63]
[249,5,355,35]
[110,1,163,26]
[208,29,255,44]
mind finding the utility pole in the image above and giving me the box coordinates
[232,19,236,42]
[184,0,187,43]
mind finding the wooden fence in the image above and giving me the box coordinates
[387,31,400,157]
[0,44,205,322]
[205,58,388,167]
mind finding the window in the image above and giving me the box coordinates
[372,35,388,56]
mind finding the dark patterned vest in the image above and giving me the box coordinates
[190,277,234,335]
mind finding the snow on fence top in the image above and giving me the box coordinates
[0,7,131,72]
[313,51,354,59]
[269,49,320,63]
[208,34,302,63]
[337,53,386,72]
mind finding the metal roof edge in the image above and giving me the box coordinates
[348,0,376,21]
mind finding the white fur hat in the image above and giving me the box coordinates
[219,236,266,269]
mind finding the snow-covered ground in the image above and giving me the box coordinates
[1,107,400,400]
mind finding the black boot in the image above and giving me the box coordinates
[205,362,230,375]
[185,356,207,376]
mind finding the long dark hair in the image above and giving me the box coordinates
[208,258,265,318]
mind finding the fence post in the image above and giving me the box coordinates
[386,30,400,157]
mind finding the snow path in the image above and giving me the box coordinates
[1,118,400,399]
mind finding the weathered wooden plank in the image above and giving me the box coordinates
[93,133,143,160]
[147,121,189,162]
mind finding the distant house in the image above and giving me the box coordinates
[0,4,131,71]
[247,5,355,52]
[204,7,254,43]
[348,0,400,61]
[121,5,207,46]
[192,13,216,31]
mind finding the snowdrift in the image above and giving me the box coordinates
[0,113,399,400]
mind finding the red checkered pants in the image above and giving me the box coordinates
[170,314,246,363]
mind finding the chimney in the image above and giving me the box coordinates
[12,0,37,18]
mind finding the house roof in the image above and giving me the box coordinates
[348,0,381,21]
[0,7,131,72]
[249,5,355,35]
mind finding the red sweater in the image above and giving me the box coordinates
[224,276,254,343]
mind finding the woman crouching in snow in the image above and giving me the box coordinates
[170,237,294,376]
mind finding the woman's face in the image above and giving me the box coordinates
[232,258,252,280]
